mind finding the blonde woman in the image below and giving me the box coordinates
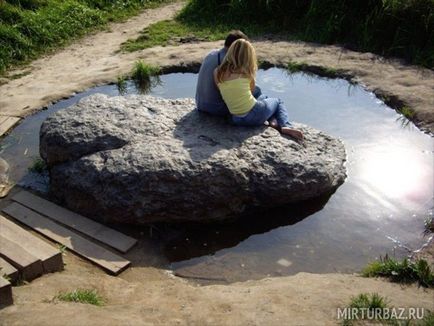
[213,39,303,140]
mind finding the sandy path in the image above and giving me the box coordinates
[0,1,184,119]
[0,243,433,326]
[0,2,433,325]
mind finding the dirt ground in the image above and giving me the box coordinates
[0,2,433,325]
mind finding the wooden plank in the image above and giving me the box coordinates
[3,203,130,275]
[0,215,63,273]
[0,276,13,307]
[12,191,137,253]
[0,235,43,281]
[0,257,18,284]
[0,117,20,136]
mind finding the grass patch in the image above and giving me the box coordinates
[396,106,415,128]
[177,0,434,69]
[398,106,415,119]
[121,19,228,52]
[287,61,309,73]
[342,293,390,325]
[286,60,340,79]
[116,74,127,95]
[56,289,104,306]
[28,157,46,173]
[420,311,434,325]
[424,216,434,236]
[131,60,161,94]
[362,255,434,288]
[0,0,172,74]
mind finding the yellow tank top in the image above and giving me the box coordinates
[218,78,256,116]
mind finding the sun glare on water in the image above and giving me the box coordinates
[360,149,432,202]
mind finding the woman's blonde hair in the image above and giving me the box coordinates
[216,39,257,83]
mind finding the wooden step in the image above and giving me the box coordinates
[12,191,137,253]
[0,215,63,273]
[0,116,20,137]
[0,276,13,307]
[0,257,18,284]
[0,235,43,281]
[3,203,131,275]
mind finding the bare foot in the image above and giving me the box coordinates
[268,118,278,129]
[281,127,304,141]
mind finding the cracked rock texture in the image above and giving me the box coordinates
[40,94,347,224]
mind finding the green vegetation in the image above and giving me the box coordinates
[121,19,228,52]
[131,60,161,94]
[342,293,390,325]
[56,289,104,306]
[424,216,434,235]
[0,0,171,73]
[287,61,309,73]
[362,255,434,288]
[176,0,434,69]
[116,74,128,95]
[420,311,434,326]
[396,106,416,127]
[28,157,46,173]
[398,106,415,119]
[343,294,434,325]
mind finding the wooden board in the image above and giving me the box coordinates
[12,191,137,253]
[0,257,18,284]
[0,276,13,307]
[0,116,20,137]
[0,215,63,273]
[3,203,130,275]
[0,235,43,281]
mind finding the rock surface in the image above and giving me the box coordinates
[40,94,346,224]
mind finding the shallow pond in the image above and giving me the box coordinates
[1,68,432,283]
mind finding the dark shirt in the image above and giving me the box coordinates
[195,48,229,116]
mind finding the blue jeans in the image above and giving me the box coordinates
[232,95,292,128]
[197,86,263,117]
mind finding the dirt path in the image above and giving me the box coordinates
[0,237,433,326]
[0,2,433,325]
[0,1,184,120]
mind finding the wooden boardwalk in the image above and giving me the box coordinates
[0,190,138,306]
[12,191,137,253]
[0,116,20,137]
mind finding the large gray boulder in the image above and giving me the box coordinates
[40,94,346,224]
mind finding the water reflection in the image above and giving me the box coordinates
[161,192,333,262]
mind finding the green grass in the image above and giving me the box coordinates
[131,60,161,94]
[121,19,228,52]
[398,106,415,119]
[287,61,309,73]
[286,60,341,79]
[343,296,434,326]
[176,0,434,69]
[56,289,104,306]
[342,293,399,326]
[349,293,389,311]
[424,217,434,235]
[362,255,434,288]
[396,106,415,128]
[342,293,390,325]
[28,157,46,173]
[0,0,172,74]
[419,311,434,326]
[116,74,127,95]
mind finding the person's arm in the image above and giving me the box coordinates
[250,78,255,93]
